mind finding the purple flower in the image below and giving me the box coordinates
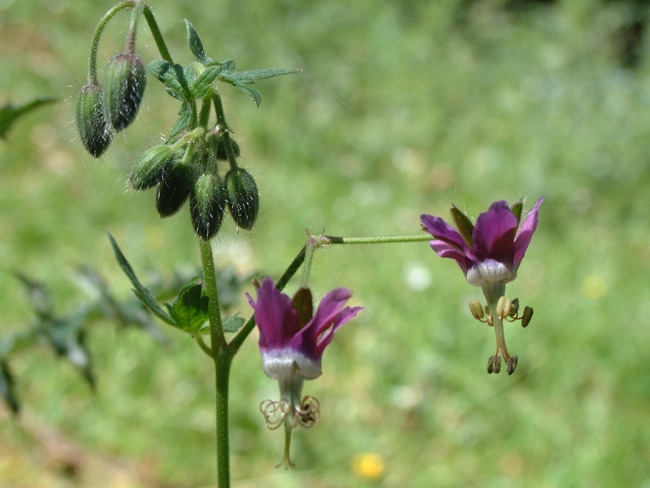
[421,198,543,287]
[247,277,362,467]
[421,199,543,375]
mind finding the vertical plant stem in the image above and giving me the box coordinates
[215,352,233,488]
[199,239,230,486]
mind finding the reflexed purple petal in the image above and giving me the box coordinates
[473,201,518,264]
[251,278,301,350]
[292,288,361,360]
[430,240,472,274]
[513,197,543,268]
[421,214,468,251]
[313,305,363,358]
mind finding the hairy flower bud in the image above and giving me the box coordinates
[225,167,259,230]
[104,53,146,131]
[190,172,228,240]
[211,134,240,161]
[129,145,175,190]
[75,84,112,157]
[156,163,195,218]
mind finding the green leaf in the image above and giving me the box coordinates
[185,20,209,64]
[219,67,302,85]
[450,205,475,248]
[0,362,19,415]
[184,63,200,89]
[106,232,175,325]
[168,102,196,141]
[0,97,57,139]
[232,84,262,106]
[165,277,209,333]
[190,64,221,100]
[219,59,236,71]
[223,313,246,333]
[148,60,189,101]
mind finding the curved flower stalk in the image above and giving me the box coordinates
[421,198,543,374]
[247,278,363,468]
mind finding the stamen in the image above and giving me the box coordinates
[496,297,512,320]
[487,354,501,374]
[260,399,290,430]
[508,298,520,318]
[296,395,320,428]
[521,306,533,328]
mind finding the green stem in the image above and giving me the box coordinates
[142,4,174,63]
[199,239,231,486]
[212,92,239,171]
[324,234,433,245]
[195,334,213,357]
[87,1,135,84]
[215,352,233,488]
[229,246,306,354]
[300,242,316,288]
[125,1,145,53]
[199,90,214,129]
[200,240,226,351]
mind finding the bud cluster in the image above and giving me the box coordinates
[128,128,259,241]
[76,7,147,158]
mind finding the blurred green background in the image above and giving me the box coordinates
[1,0,650,486]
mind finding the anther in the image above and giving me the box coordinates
[469,300,485,320]
[508,298,520,318]
[521,306,533,328]
[506,356,518,375]
[487,354,502,374]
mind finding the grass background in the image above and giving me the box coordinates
[1,0,650,486]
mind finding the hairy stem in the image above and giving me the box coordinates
[87,1,135,84]
[325,234,433,245]
[212,92,239,171]
[142,4,174,63]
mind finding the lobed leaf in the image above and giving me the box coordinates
[106,232,175,325]
[148,60,189,101]
[168,102,196,141]
[190,65,221,100]
[185,20,209,64]
[232,84,262,106]
[218,67,302,85]
[165,277,209,333]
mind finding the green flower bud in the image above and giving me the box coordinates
[75,84,112,158]
[129,145,175,190]
[225,168,259,230]
[104,53,147,132]
[156,163,195,218]
[190,172,228,240]
[211,134,240,161]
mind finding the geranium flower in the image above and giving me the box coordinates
[248,277,362,467]
[421,198,543,374]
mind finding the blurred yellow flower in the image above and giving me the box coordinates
[581,275,607,300]
[352,453,386,480]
